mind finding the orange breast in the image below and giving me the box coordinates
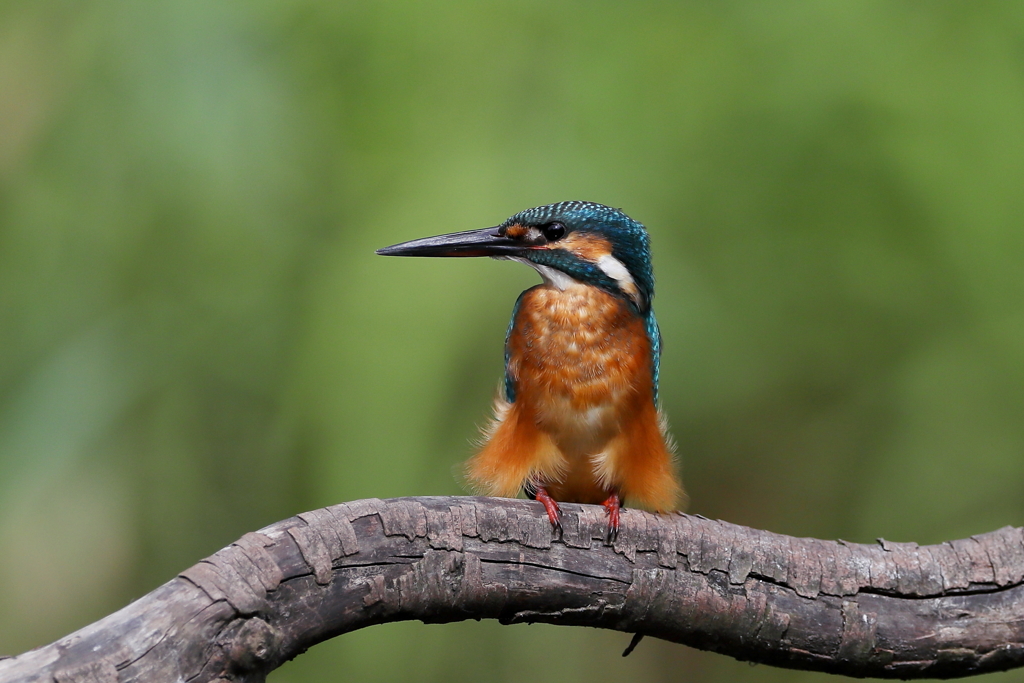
[516,285,652,501]
[467,283,682,512]
[508,284,653,421]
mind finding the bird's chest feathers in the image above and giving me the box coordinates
[508,284,652,451]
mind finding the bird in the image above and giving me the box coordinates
[377,201,683,537]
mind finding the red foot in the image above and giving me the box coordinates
[602,493,622,543]
[533,486,563,530]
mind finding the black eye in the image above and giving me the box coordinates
[542,222,566,241]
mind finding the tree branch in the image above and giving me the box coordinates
[3,496,1024,682]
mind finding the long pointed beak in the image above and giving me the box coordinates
[376,226,522,258]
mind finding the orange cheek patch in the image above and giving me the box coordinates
[551,233,613,262]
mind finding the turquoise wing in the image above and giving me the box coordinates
[645,309,662,404]
[503,290,528,403]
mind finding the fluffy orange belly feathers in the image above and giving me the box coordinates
[467,283,683,512]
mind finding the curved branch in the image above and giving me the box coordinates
[3,496,1024,682]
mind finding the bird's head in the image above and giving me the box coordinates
[376,201,655,312]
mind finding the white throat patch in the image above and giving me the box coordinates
[506,256,580,290]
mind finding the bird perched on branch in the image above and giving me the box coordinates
[377,201,683,537]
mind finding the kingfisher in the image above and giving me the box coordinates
[377,201,683,536]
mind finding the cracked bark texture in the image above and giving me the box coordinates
[3,497,1024,682]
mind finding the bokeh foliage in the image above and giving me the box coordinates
[2,2,1024,682]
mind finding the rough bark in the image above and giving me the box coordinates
[2,496,1024,682]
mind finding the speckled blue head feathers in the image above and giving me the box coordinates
[496,201,655,312]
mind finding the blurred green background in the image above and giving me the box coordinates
[3,1,1024,681]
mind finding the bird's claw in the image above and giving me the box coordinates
[602,493,621,544]
[534,486,563,531]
